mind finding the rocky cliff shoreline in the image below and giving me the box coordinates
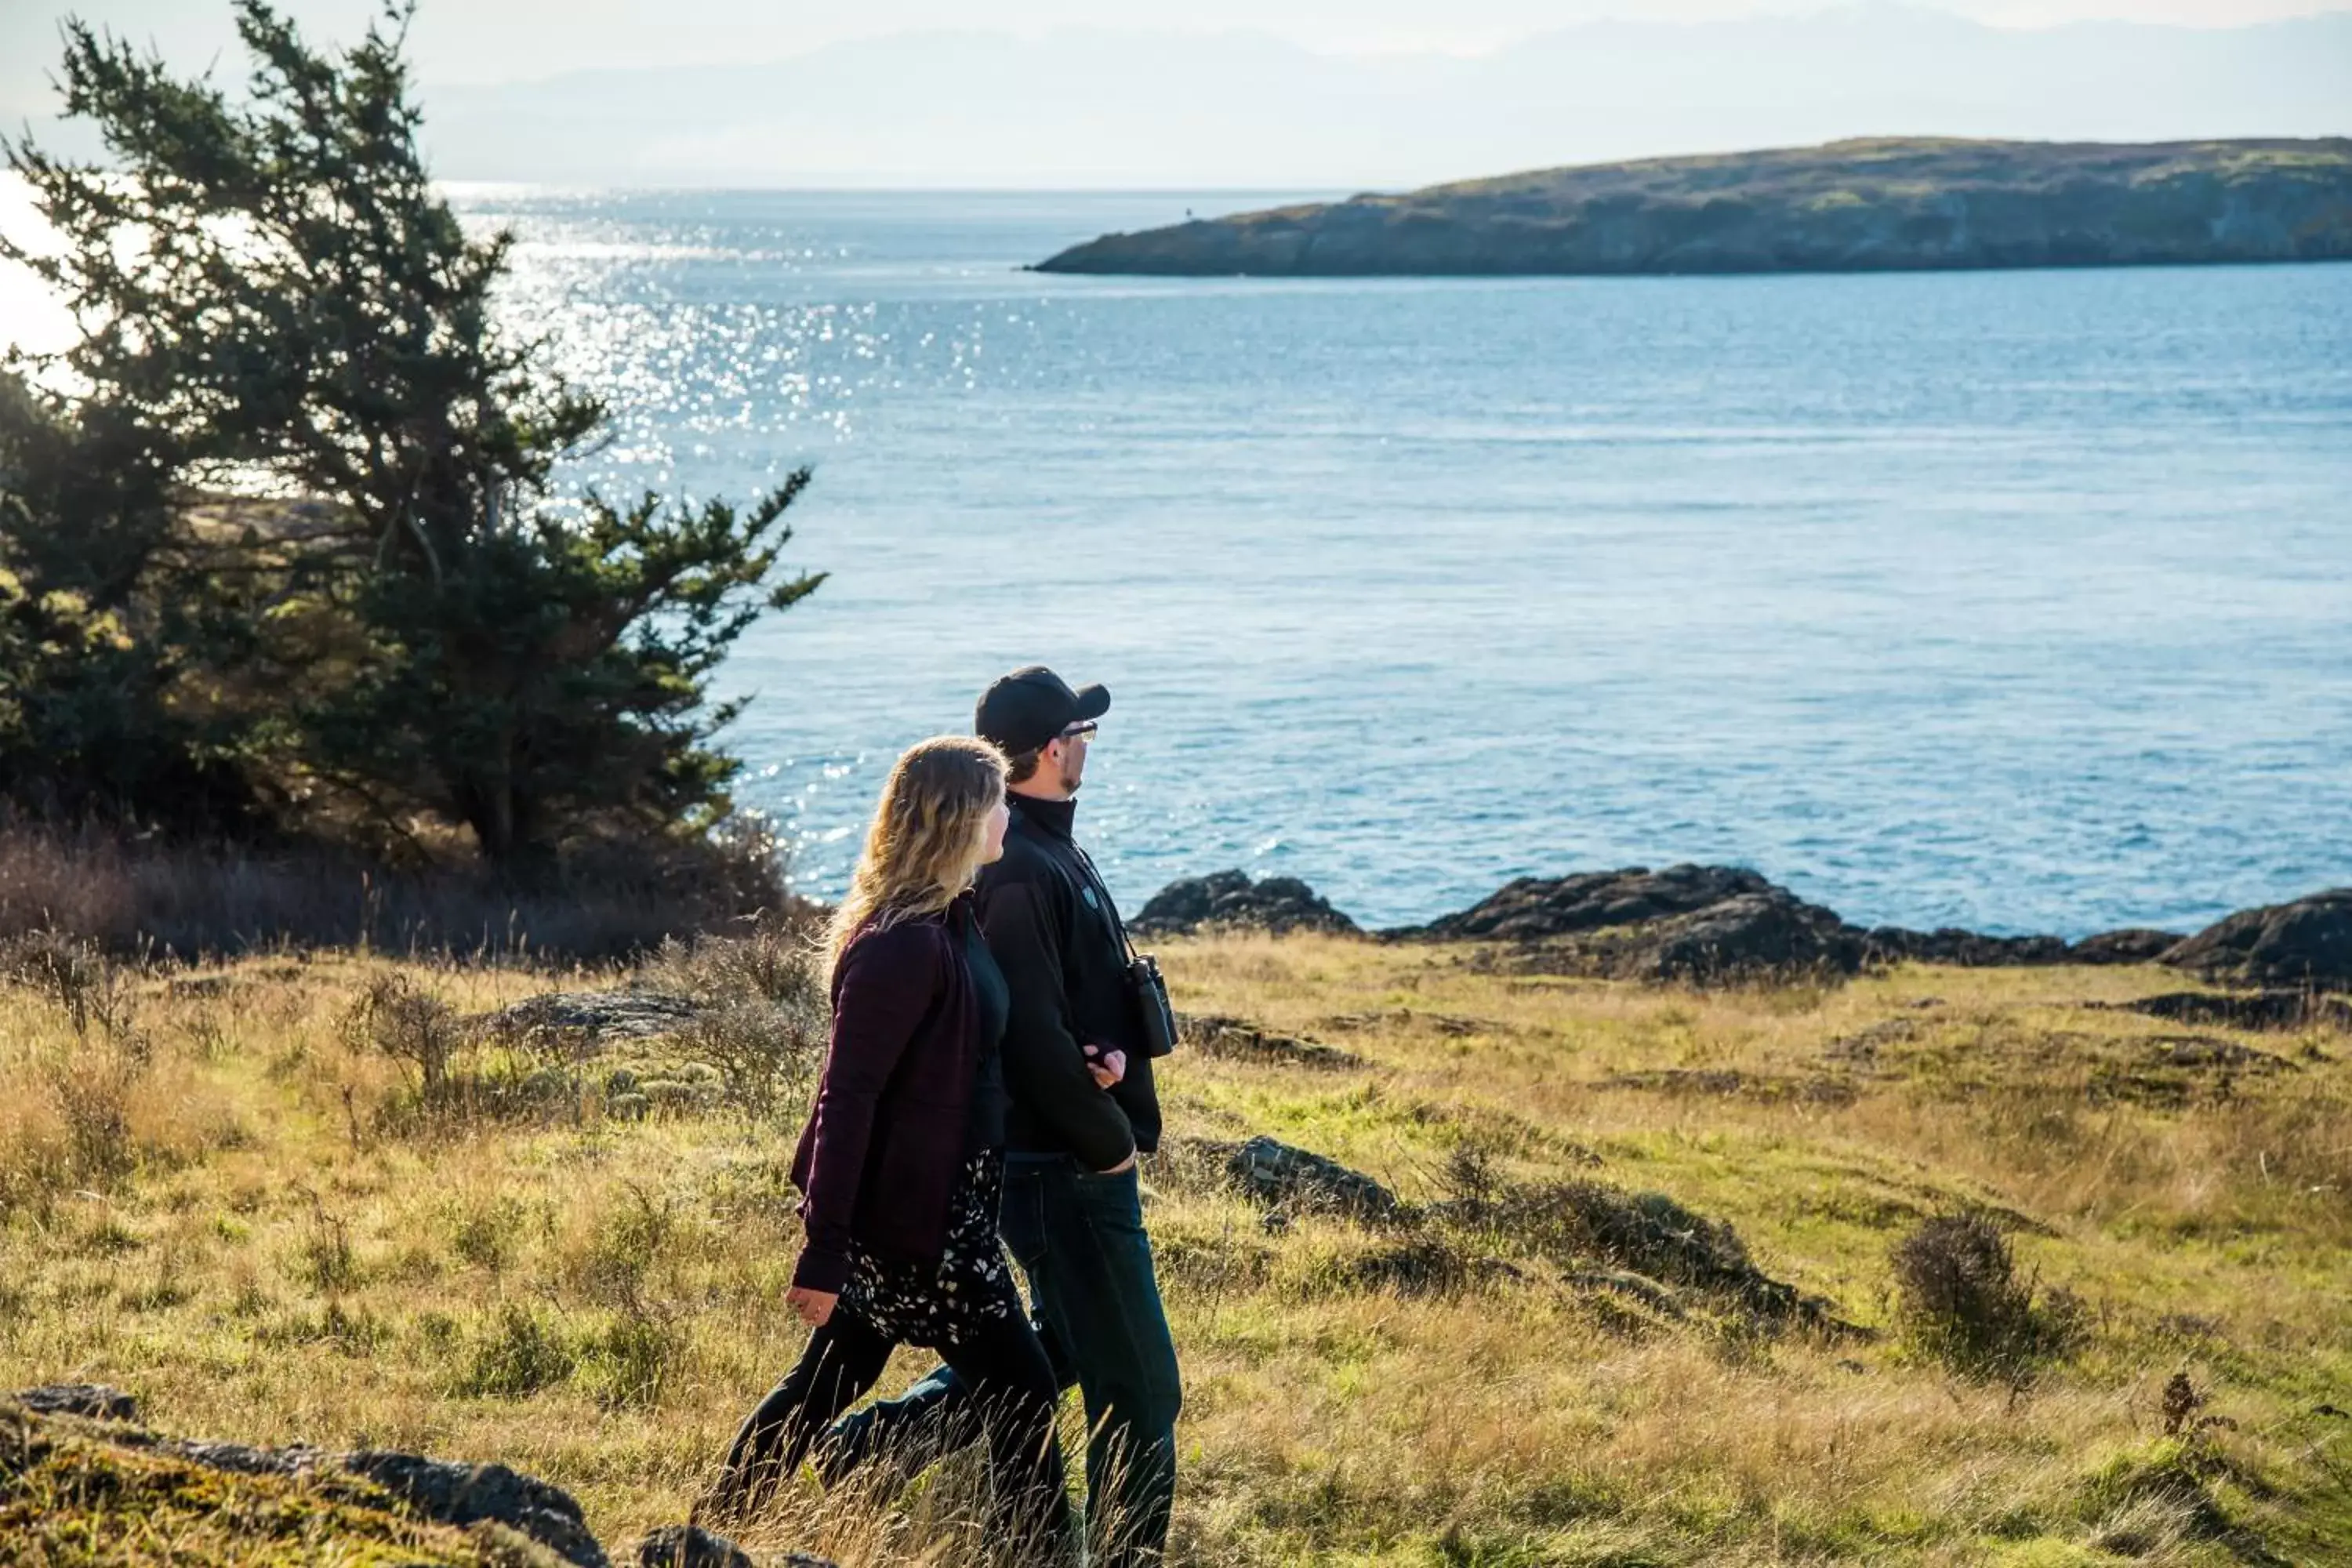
[1036,137,2352,277]
[1138,866,2352,998]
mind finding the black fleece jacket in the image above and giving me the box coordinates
[975,794,1162,1169]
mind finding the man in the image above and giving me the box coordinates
[826,665,1181,1564]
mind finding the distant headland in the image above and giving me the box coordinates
[1033,137,2352,278]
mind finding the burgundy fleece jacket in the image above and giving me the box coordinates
[788,903,985,1294]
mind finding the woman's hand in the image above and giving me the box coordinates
[786,1286,837,1328]
[1083,1044,1127,1090]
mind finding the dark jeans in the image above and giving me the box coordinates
[710,1301,1071,1554]
[827,1156,1182,1566]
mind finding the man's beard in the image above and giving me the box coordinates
[1060,760,1085,794]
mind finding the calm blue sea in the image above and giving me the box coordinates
[456,187,2352,936]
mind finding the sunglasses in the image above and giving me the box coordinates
[1057,720,1098,742]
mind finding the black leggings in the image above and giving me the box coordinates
[713,1305,1071,1551]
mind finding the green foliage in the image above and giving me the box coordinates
[0,378,266,830]
[0,2,819,868]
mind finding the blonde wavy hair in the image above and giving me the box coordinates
[823,735,1009,983]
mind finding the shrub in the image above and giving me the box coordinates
[293,1202,361,1296]
[675,999,825,1120]
[0,927,137,1039]
[342,974,462,1094]
[648,920,826,1007]
[455,1302,577,1399]
[1889,1212,2085,1375]
[578,1306,688,1411]
[447,1195,528,1275]
[45,1044,139,1183]
[0,818,788,961]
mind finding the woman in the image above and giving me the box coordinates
[708,735,1070,1552]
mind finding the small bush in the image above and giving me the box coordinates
[456,1301,578,1398]
[342,974,462,1094]
[1,927,137,1038]
[578,1306,689,1411]
[650,921,826,1007]
[568,1184,677,1308]
[674,999,823,1120]
[0,821,793,961]
[1889,1212,2085,1375]
[447,1195,528,1275]
[44,1044,140,1182]
[293,1201,360,1296]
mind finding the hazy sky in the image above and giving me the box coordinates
[3,0,2347,100]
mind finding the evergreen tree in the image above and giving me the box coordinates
[2,2,819,866]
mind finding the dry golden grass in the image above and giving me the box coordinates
[1,931,2346,1566]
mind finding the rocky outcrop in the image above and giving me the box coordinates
[1179,1013,1363,1069]
[1390,865,1867,983]
[1863,927,2071,967]
[1138,859,2343,991]
[11,1381,137,1421]
[1387,862,2230,982]
[2067,928,2187,965]
[2111,991,2352,1031]
[1131,869,1360,938]
[1184,1138,1858,1332]
[1,1385,794,1568]
[1392,864,1784,942]
[1206,1134,1408,1222]
[477,989,707,1042]
[635,1525,801,1568]
[1036,136,2352,277]
[2158,887,2352,992]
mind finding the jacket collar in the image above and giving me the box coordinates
[1009,793,1077,843]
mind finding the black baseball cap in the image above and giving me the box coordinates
[975,666,1111,755]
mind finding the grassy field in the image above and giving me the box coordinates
[1,930,2346,1566]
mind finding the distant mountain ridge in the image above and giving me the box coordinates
[1033,137,2352,276]
[364,10,2352,187]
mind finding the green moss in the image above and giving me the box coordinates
[0,1400,555,1566]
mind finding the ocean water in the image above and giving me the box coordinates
[467,191,2352,931]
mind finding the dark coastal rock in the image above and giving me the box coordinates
[1864,927,2072,966]
[2109,991,2352,1031]
[1131,869,1360,938]
[343,1450,608,1568]
[1394,865,1866,983]
[1393,864,1780,942]
[1630,890,1869,982]
[1867,926,2187,967]
[1036,136,2352,278]
[2159,888,2352,992]
[633,1524,793,1568]
[10,1382,139,1421]
[2068,928,2187,965]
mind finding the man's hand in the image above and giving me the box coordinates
[786,1286,837,1328]
[1083,1044,1127,1090]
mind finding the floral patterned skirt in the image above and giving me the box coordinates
[839,1149,1021,1349]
